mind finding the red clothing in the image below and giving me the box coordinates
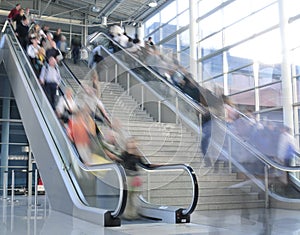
[69,116,90,146]
[8,8,19,20]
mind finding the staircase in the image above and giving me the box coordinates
[63,61,265,211]
[98,81,265,210]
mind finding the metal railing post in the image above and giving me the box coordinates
[114,64,118,83]
[34,169,38,207]
[11,170,15,203]
[228,136,232,173]
[264,165,270,208]
[175,96,179,124]
[158,101,161,123]
[3,171,8,199]
[127,73,130,94]
[105,69,108,83]
[141,85,144,110]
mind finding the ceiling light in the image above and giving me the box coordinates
[148,0,158,8]
[91,6,101,13]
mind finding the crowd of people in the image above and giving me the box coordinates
[8,5,154,219]
[8,5,299,216]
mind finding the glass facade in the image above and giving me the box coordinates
[144,0,300,146]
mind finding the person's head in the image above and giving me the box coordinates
[48,56,56,66]
[148,37,152,41]
[50,40,57,48]
[47,32,53,40]
[42,25,49,32]
[25,8,30,14]
[15,4,21,11]
[56,28,61,34]
[30,36,38,45]
[33,24,40,31]
[19,8,25,15]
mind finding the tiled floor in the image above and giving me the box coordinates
[1,195,300,235]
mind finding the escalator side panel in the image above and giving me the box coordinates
[1,35,117,226]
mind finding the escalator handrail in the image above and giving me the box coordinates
[97,134,198,216]
[139,163,198,216]
[219,120,300,172]
[90,32,208,114]
[89,35,296,172]
[2,20,127,218]
[89,32,300,192]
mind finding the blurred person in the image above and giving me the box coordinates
[39,25,49,45]
[118,137,159,220]
[114,32,129,49]
[179,75,201,104]
[69,109,94,165]
[126,38,142,55]
[13,8,26,31]
[35,47,46,75]
[83,85,111,126]
[71,35,81,64]
[43,32,54,51]
[39,56,61,109]
[53,27,62,43]
[56,87,78,125]
[146,36,154,46]
[29,23,42,44]
[222,94,239,125]
[90,45,104,68]
[57,35,68,59]
[24,8,34,25]
[277,126,296,166]
[91,69,100,98]
[274,125,296,186]
[8,3,21,29]
[15,17,29,50]
[46,40,62,62]
[27,35,40,75]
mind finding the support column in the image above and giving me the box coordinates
[0,78,10,191]
[137,23,144,42]
[278,0,294,132]
[83,17,88,46]
[189,0,198,81]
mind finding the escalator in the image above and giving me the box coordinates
[82,31,300,209]
[0,21,127,227]
[0,21,199,225]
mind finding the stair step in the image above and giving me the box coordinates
[196,200,265,210]
[64,69,265,212]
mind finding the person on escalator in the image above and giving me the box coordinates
[118,137,153,220]
[8,3,21,30]
[119,137,164,220]
[39,56,61,109]
[15,17,29,50]
[56,87,78,126]
[276,125,296,186]
[71,35,82,64]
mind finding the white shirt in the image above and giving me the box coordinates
[56,96,77,114]
[27,44,40,58]
[39,65,61,84]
